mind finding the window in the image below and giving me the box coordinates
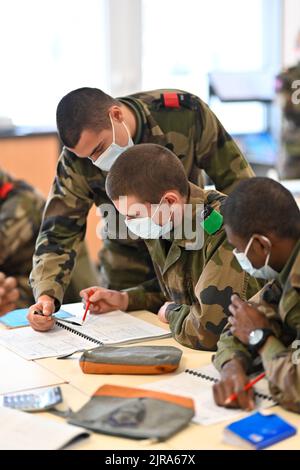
[141,0,281,134]
[0,0,108,126]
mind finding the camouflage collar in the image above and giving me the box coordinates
[278,238,300,289]
[118,96,167,147]
[118,97,144,144]
[174,183,207,249]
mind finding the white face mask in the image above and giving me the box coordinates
[233,235,279,280]
[125,200,173,240]
[91,115,134,171]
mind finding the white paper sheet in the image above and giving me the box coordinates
[141,365,275,426]
[0,406,89,450]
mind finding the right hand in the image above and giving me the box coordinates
[80,286,129,314]
[27,295,56,332]
[0,272,20,316]
[213,358,255,411]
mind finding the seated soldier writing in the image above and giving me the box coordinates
[213,177,300,413]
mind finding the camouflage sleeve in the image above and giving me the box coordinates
[0,187,43,265]
[166,239,261,351]
[123,277,168,313]
[194,98,255,194]
[30,153,95,308]
[260,336,300,413]
[213,328,253,371]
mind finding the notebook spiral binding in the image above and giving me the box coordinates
[55,320,103,346]
[184,368,273,402]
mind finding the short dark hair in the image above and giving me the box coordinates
[56,87,120,147]
[106,144,189,203]
[221,177,300,240]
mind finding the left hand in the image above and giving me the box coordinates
[228,294,271,344]
[158,301,173,323]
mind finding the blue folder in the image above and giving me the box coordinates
[224,412,297,450]
[0,308,73,328]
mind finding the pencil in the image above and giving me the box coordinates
[81,289,95,323]
[224,372,266,405]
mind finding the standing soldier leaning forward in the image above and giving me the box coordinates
[28,87,255,319]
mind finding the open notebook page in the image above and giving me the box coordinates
[0,306,170,360]
[0,326,95,360]
[141,364,275,426]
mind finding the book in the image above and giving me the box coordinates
[0,308,73,328]
[223,412,297,449]
[0,406,90,450]
[0,303,171,360]
[141,364,276,426]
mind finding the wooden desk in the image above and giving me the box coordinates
[2,310,300,450]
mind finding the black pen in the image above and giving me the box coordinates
[33,309,45,316]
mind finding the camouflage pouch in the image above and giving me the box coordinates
[79,345,182,375]
[68,384,194,441]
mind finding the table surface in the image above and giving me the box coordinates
[1,310,300,450]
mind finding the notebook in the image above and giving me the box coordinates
[141,364,276,426]
[223,412,297,449]
[0,308,73,328]
[0,406,90,450]
[0,303,171,360]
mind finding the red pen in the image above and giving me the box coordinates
[82,289,95,323]
[224,372,266,405]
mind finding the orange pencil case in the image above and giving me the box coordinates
[79,345,182,375]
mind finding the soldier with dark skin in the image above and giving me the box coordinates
[27,87,255,329]
[33,144,261,351]
[213,178,300,413]
[0,168,99,315]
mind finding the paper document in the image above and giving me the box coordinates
[0,406,89,450]
[141,364,275,426]
[0,303,170,360]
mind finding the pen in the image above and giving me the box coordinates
[224,372,266,405]
[82,289,95,323]
[33,309,45,316]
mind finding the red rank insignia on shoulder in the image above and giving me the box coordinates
[0,182,14,199]
[162,93,180,108]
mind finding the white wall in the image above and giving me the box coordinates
[283,0,300,67]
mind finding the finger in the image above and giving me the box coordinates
[0,303,17,316]
[5,288,20,303]
[229,304,238,316]
[213,383,225,406]
[89,289,112,303]
[0,272,5,284]
[231,294,244,307]
[42,301,55,316]
[80,287,97,301]
[3,276,18,289]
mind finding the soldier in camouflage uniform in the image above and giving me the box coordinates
[276,53,300,178]
[213,178,300,413]
[0,168,99,313]
[76,144,261,351]
[28,87,255,325]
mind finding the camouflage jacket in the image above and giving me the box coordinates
[0,169,99,309]
[214,238,300,413]
[0,169,45,307]
[276,64,300,178]
[30,89,254,307]
[126,184,262,351]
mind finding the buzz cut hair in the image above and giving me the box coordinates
[221,177,300,240]
[56,87,120,148]
[106,143,189,204]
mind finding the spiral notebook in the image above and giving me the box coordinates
[142,364,276,426]
[0,305,171,360]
